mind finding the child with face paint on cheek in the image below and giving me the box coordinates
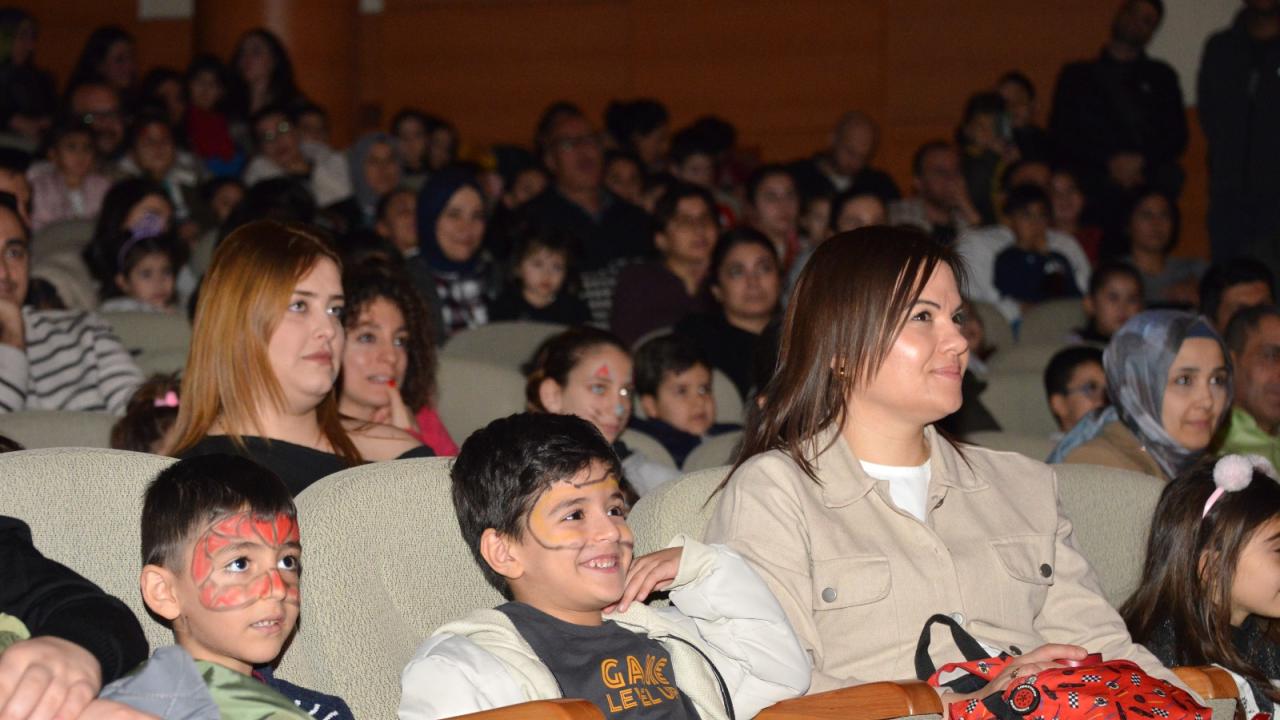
[399,413,811,720]
[99,455,354,720]
[524,326,680,496]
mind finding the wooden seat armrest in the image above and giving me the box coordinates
[759,679,944,720]
[1173,666,1240,701]
[450,699,604,719]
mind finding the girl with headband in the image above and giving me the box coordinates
[1123,454,1280,718]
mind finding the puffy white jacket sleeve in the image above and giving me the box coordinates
[399,633,527,720]
[661,535,812,718]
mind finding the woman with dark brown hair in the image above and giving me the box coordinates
[170,220,429,494]
[703,226,1181,701]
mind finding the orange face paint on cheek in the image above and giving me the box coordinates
[525,477,625,550]
[191,511,301,611]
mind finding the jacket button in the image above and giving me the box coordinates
[1040,563,1052,578]
[821,587,837,603]
[951,612,966,625]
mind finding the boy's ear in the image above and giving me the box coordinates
[639,394,660,420]
[1047,393,1069,431]
[140,564,183,622]
[113,273,129,294]
[654,231,671,256]
[1082,294,1096,317]
[479,529,524,583]
[538,378,564,414]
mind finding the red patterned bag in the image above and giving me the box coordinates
[914,614,1208,720]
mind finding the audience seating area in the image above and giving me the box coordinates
[0,447,1240,719]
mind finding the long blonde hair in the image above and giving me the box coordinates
[169,220,361,465]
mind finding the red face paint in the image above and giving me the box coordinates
[190,511,301,612]
[593,364,612,380]
[388,379,397,389]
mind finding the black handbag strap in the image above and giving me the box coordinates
[914,613,993,680]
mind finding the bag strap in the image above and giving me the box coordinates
[914,613,993,680]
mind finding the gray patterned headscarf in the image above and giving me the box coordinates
[1048,310,1232,478]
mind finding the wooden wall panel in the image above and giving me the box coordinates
[12,0,1209,257]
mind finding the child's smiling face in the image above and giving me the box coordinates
[504,461,634,625]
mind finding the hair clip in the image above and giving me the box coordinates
[153,391,179,409]
[1203,454,1276,518]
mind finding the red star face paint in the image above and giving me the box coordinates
[190,511,302,611]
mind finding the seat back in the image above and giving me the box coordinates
[278,457,502,719]
[442,321,567,368]
[971,301,1014,353]
[683,431,743,472]
[32,219,96,261]
[963,431,1054,462]
[1018,298,1086,346]
[711,368,744,424]
[986,342,1064,375]
[981,371,1059,437]
[1053,463,1164,607]
[0,410,117,449]
[619,428,677,469]
[101,312,192,372]
[0,448,176,650]
[436,356,528,445]
[628,467,730,555]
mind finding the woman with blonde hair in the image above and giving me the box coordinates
[170,219,428,494]
[703,226,1184,702]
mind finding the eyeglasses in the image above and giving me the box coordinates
[553,133,600,152]
[81,110,122,126]
[259,121,292,143]
[1065,380,1106,401]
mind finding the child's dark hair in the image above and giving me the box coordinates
[509,226,580,295]
[102,230,185,301]
[342,260,439,409]
[1200,257,1276,325]
[39,117,94,157]
[141,454,297,569]
[111,373,182,453]
[1088,260,1144,298]
[1121,457,1280,701]
[1002,183,1050,217]
[1043,346,1103,399]
[523,326,629,412]
[652,181,717,238]
[452,412,624,597]
[375,186,414,223]
[634,334,710,398]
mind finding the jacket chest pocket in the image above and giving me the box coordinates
[810,555,892,611]
[986,534,1055,622]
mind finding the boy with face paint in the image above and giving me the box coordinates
[400,413,809,720]
[100,454,353,719]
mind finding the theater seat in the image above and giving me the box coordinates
[436,356,528,444]
[963,431,1054,461]
[971,301,1013,353]
[101,311,192,374]
[0,410,117,449]
[683,430,743,472]
[442,320,568,369]
[986,342,1065,375]
[620,427,677,468]
[712,368,745,424]
[980,370,1059,438]
[278,457,503,719]
[31,218,96,261]
[1017,298,1087,346]
[0,447,176,651]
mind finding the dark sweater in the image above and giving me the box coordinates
[673,312,765,402]
[489,285,592,326]
[610,261,710,346]
[1143,615,1279,714]
[179,436,434,496]
[0,516,149,684]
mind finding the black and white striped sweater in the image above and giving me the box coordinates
[0,307,143,415]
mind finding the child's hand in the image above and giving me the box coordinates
[605,547,683,614]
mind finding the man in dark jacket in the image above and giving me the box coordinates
[0,515,151,719]
[1198,0,1280,268]
[1049,0,1187,202]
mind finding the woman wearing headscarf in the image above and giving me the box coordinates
[328,132,401,230]
[407,168,496,341]
[1049,309,1232,480]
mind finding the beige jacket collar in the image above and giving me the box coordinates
[808,424,989,508]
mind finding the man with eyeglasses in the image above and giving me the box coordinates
[1217,304,1280,467]
[67,81,126,162]
[888,141,981,247]
[243,105,348,209]
[1044,346,1108,440]
[523,101,654,325]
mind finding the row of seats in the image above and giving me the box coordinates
[0,447,1237,720]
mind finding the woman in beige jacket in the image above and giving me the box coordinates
[703,227,1182,704]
